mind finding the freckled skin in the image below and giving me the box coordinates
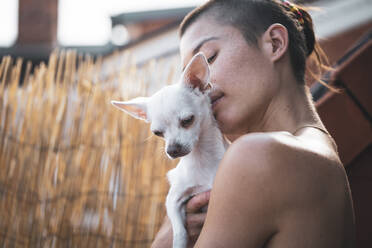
[152,15,355,248]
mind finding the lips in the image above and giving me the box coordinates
[209,91,224,107]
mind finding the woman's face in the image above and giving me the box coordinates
[180,16,279,135]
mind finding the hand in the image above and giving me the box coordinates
[185,190,211,247]
[151,190,211,248]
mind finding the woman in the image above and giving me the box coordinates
[152,0,355,247]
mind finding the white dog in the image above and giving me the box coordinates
[111,53,227,248]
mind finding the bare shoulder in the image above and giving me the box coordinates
[196,131,354,247]
[219,131,347,204]
[223,131,345,179]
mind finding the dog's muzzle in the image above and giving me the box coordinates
[167,143,189,158]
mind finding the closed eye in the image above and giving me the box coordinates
[207,53,217,64]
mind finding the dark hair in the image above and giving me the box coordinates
[179,0,334,89]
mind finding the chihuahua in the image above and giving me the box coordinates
[111,53,227,248]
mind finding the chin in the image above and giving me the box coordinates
[216,120,233,135]
[216,114,245,136]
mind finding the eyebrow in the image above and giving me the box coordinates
[182,36,219,71]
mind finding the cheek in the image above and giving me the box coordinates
[216,50,274,96]
[183,129,199,143]
[168,129,197,147]
[210,52,249,89]
[209,63,229,89]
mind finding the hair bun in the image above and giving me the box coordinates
[299,8,315,56]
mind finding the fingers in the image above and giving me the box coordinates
[186,190,211,213]
[187,238,198,248]
[188,226,203,245]
[185,191,211,245]
[186,213,206,244]
[186,212,206,229]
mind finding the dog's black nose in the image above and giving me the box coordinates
[167,143,187,158]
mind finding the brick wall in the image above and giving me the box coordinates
[16,0,58,47]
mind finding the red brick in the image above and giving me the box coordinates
[16,0,58,46]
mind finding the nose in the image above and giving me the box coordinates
[167,143,186,158]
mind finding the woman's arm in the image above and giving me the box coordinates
[151,216,173,248]
[194,136,281,247]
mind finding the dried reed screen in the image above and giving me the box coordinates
[0,51,179,247]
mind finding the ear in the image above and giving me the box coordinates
[261,23,289,62]
[111,97,149,122]
[182,52,211,92]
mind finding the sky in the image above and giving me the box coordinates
[0,0,207,47]
[0,0,18,47]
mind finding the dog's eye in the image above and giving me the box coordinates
[153,131,164,137]
[180,115,195,128]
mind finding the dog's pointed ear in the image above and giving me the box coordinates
[111,97,149,122]
[182,52,211,92]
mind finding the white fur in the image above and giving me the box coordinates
[111,53,227,248]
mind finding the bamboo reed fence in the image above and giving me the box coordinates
[0,50,180,247]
